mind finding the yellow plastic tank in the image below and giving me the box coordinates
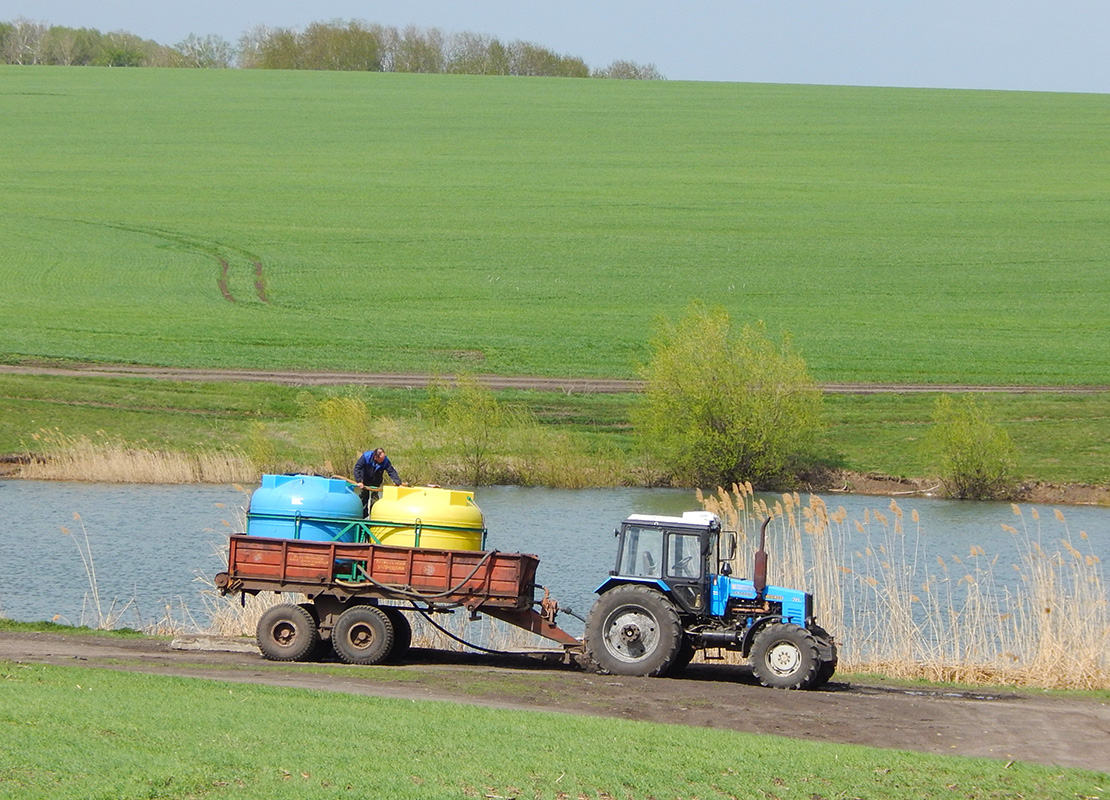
[369,485,485,551]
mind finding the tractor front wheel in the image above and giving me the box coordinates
[750,622,820,689]
[584,585,683,677]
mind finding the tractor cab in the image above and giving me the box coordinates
[598,511,727,616]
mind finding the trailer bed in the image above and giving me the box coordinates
[217,533,540,610]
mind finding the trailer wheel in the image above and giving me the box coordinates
[257,603,319,662]
[332,605,395,665]
[380,607,412,662]
[750,622,820,690]
[584,585,682,677]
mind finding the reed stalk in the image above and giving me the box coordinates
[700,484,1108,688]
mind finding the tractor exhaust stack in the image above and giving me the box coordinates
[753,516,770,597]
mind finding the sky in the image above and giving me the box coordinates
[2,0,1108,94]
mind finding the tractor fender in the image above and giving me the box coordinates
[739,615,788,657]
[593,575,671,597]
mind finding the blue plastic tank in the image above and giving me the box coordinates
[246,474,363,542]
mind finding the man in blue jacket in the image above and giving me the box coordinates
[353,447,403,516]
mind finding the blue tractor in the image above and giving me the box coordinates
[583,511,837,689]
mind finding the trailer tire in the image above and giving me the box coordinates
[381,607,412,662]
[584,585,682,677]
[257,603,319,662]
[332,605,395,665]
[750,622,820,690]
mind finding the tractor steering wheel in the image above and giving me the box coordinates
[672,556,694,577]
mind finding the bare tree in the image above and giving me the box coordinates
[394,25,445,73]
[175,33,234,68]
[374,23,399,72]
[3,18,47,64]
[446,31,505,75]
[42,26,79,65]
[237,24,273,68]
[594,60,665,80]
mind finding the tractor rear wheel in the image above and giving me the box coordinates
[257,603,319,662]
[750,622,820,690]
[584,585,683,677]
[664,635,697,677]
[332,605,395,665]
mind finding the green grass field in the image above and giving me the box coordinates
[1,661,1104,800]
[2,66,1108,384]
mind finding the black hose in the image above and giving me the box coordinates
[559,606,587,623]
[335,550,498,602]
[412,607,510,655]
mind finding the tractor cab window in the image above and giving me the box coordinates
[666,532,702,580]
[618,526,664,578]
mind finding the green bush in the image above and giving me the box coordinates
[245,420,281,474]
[422,376,516,485]
[927,394,1019,500]
[633,303,824,489]
[299,393,371,476]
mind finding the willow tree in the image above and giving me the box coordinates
[634,303,824,489]
[927,394,1018,500]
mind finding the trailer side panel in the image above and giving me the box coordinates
[224,534,539,610]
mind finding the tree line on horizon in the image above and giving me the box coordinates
[0,18,664,79]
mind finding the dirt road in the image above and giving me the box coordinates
[1,362,1107,394]
[2,630,1106,773]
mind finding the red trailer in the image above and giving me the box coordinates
[215,533,580,665]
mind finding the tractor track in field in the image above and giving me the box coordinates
[1,630,1107,773]
[1,363,1106,394]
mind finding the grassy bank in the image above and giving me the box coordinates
[0,662,1103,799]
[3,374,1109,492]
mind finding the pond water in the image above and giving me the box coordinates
[0,480,1106,643]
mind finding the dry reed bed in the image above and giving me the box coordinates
[18,422,632,489]
[21,429,255,484]
[701,484,1108,689]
